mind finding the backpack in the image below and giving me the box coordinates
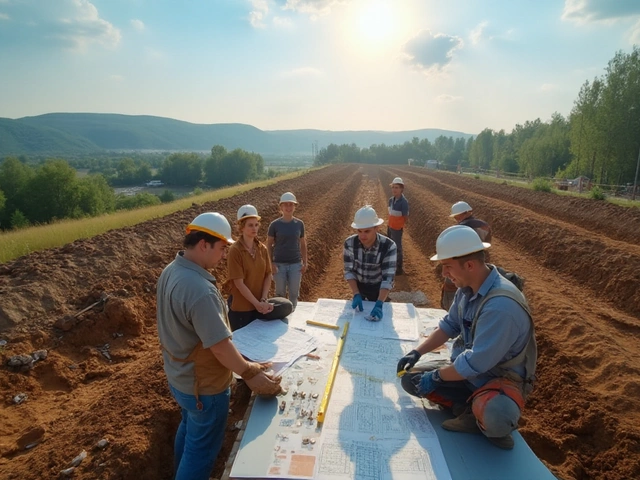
[495,266,525,291]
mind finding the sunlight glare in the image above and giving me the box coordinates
[356,1,397,44]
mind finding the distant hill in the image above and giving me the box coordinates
[0,113,473,156]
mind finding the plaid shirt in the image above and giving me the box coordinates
[343,233,397,290]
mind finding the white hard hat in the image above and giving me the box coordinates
[449,201,472,217]
[186,212,234,244]
[279,192,298,204]
[237,204,261,221]
[390,177,404,186]
[351,205,384,229]
[430,225,490,261]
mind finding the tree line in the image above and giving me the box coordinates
[315,46,640,185]
[0,146,270,230]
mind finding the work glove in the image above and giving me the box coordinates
[351,293,363,312]
[368,300,384,322]
[417,370,442,396]
[396,349,421,374]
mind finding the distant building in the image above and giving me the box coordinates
[425,160,439,170]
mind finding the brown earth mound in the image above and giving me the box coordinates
[0,165,638,480]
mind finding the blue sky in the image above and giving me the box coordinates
[0,0,639,134]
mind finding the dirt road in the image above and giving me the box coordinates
[0,165,638,480]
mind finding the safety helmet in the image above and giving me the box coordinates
[351,205,384,229]
[449,201,472,217]
[237,204,261,221]
[186,212,234,244]
[430,225,490,261]
[390,177,404,186]
[279,192,298,204]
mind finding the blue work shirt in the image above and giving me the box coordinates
[438,266,531,388]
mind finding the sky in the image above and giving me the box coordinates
[0,0,639,135]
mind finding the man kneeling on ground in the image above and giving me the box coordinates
[397,225,537,450]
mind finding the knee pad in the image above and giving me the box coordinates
[473,393,520,437]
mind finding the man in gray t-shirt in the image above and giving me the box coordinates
[157,212,282,480]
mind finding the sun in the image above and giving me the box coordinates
[355,1,397,44]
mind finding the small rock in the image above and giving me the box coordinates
[234,420,243,430]
[0,339,7,347]
[70,450,87,467]
[32,349,48,361]
[7,354,34,368]
[96,439,109,449]
[60,467,75,476]
[13,393,28,405]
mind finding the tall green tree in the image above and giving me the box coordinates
[24,160,81,223]
[160,153,203,185]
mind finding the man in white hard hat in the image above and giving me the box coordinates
[440,201,492,311]
[343,205,397,321]
[397,225,536,450]
[388,177,409,275]
[157,212,282,480]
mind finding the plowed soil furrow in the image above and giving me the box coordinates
[389,168,640,319]
[377,166,640,480]
[0,165,638,480]
[399,166,640,245]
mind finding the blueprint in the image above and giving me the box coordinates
[232,320,320,375]
[351,301,420,341]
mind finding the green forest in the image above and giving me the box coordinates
[314,47,640,188]
[0,146,272,230]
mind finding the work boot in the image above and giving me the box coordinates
[487,434,515,450]
[441,411,481,434]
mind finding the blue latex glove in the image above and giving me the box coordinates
[351,293,363,311]
[418,371,440,396]
[368,300,384,321]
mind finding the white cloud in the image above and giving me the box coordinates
[281,0,344,18]
[280,66,323,78]
[110,74,124,82]
[562,0,640,24]
[402,30,463,74]
[0,12,9,20]
[435,94,463,103]
[273,16,293,28]
[249,0,269,28]
[0,0,120,50]
[469,21,488,45]
[539,83,557,92]
[130,19,144,31]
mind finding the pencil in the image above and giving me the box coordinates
[306,320,340,330]
[317,322,349,424]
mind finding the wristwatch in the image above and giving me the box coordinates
[433,369,444,382]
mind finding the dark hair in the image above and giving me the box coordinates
[183,231,222,248]
[453,249,485,265]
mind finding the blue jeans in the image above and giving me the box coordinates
[274,262,302,309]
[169,384,230,480]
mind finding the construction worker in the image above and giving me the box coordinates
[440,201,492,311]
[227,205,293,331]
[156,212,282,480]
[267,192,308,311]
[397,225,537,450]
[387,177,409,275]
[344,205,397,321]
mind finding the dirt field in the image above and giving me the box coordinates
[1,165,639,480]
